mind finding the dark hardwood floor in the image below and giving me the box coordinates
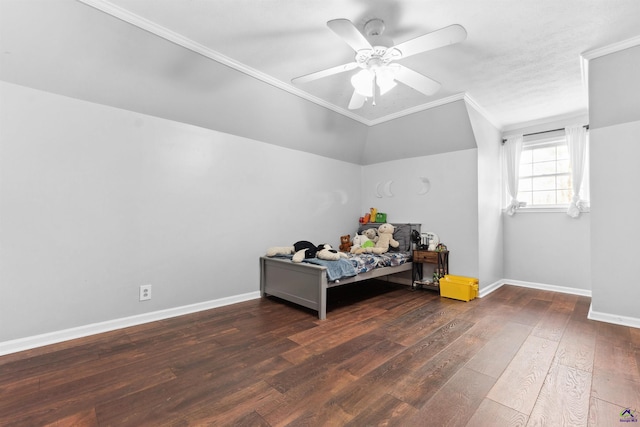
[1,282,639,426]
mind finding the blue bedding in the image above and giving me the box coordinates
[302,257,357,281]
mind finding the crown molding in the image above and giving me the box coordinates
[463,93,503,130]
[77,0,478,128]
[581,34,640,60]
[368,93,466,126]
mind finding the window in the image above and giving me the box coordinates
[503,132,590,210]
[518,137,571,206]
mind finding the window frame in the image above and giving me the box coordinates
[501,131,590,213]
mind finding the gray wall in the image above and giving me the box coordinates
[2,77,602,346]
[589,46,640,129]
[363,100,477,165]
[361,149,480,279]
[589,45,640,321]
[0,82,363,342]
[0,81,488,345]
[0,0,370,165]
[503,213,591,290]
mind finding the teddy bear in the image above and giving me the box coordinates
[363,228,379,243]
[352,223,399,255]
[350,234,374,253]
[339,234,352,252]
[267,241,347,263]
[373,223,399,254]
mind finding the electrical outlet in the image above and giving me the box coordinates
[139,284,152,301]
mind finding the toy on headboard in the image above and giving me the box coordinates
[370,207,378,222]
[339,234,352,252]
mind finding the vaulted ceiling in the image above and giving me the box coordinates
[2,0,639,131]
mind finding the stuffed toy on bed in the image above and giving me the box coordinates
[352,223,399,255]
[316,244,348,262]
[350,234,374,254]
[363,228,379,243]
[339,234,352,252]
[267,241,347,263]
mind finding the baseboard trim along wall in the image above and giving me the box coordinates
[478,280,505,298]
[0,291,261,357]
[588,305,640,329]
[481,279,640,328]
[495,279,592,297]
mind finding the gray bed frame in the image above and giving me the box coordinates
[259,256,413,320]
[260,223,420,319]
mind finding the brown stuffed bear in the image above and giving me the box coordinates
[339,234,352,252]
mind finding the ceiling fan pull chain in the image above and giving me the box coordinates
[372,75,377,106]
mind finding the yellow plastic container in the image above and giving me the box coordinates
[439,275,479,302]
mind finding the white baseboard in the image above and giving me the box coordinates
[479,279,505,298]
[0,291,261,357]
[587,305,640,329]
[482,279,640,329]
[499,279,592,297]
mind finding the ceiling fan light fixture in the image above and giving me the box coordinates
[376,66,398,95]
[351,69,374,97]
[377,78,397,96]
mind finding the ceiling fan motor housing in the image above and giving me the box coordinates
[354,18,401,69]
[364,18,394,48]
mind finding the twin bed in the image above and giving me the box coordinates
[260,223,420,319]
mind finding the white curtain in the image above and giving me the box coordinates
[565,125,588,218]
[504,135,523,216]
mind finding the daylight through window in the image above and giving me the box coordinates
[504,132,590,209]
[518,137,571,206]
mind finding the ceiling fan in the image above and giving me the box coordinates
[292,18,467,110]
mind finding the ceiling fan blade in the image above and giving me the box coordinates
[348,90,367,110]
[327,19,372,52]
[393,24,466,59]
[394,65,441,96]
[291,62,359,84]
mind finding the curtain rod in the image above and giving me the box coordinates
[502,124,589,144]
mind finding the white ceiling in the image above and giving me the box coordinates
[2,0,640,130]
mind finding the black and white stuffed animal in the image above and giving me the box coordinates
[266,241,347,263]
[315,243,348,262]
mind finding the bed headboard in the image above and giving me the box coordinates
[357,223,421,253]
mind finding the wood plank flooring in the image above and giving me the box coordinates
[1,282,638,426]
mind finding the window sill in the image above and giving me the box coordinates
[502,206,590,214]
